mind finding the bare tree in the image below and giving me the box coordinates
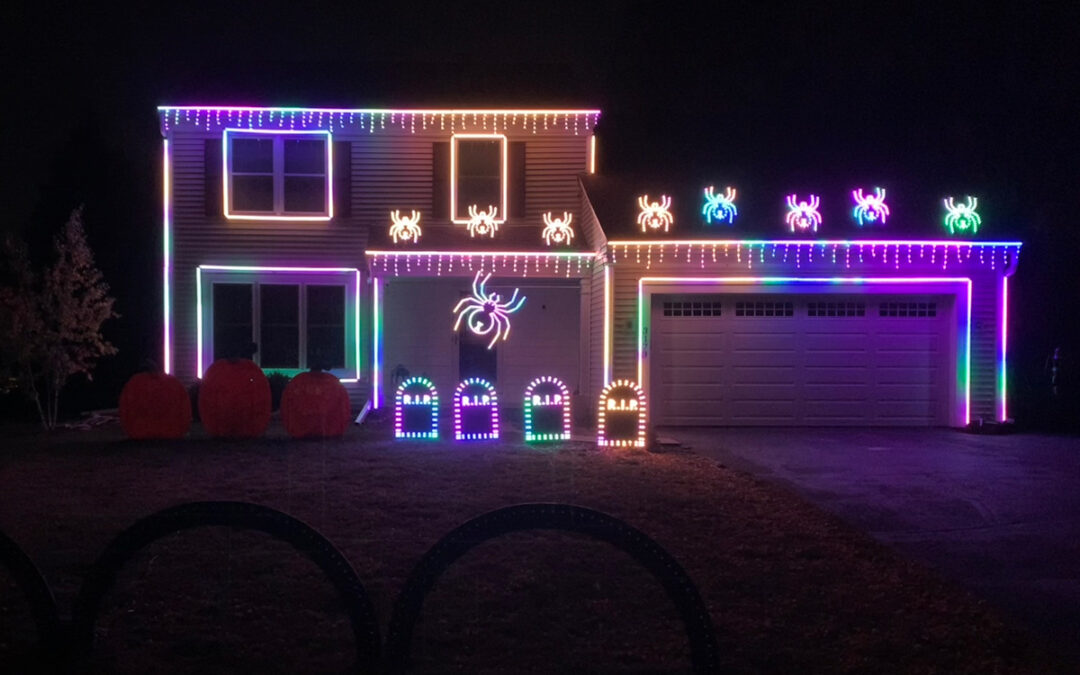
[0,207,117,429]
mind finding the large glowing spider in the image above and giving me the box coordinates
[637,194,673,232]
[943,196,981,235]
[541,212,574,245]
[389,210,422,243]
[452,271,526,349]
[785,194,822,232]
[466,204,500,238]
[852,188,889,226]
[702,186,738,224]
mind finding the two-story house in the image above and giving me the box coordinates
[159,104,1020,428]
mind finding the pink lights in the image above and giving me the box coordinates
[159,106,601,135]
[786,194,822,232]
[454,378,499,440]
[395,376,439,439]
[162,139,172,374]
[222,129,333,222]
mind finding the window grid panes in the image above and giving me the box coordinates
[454,139,502,221]
[735,301,794,317]
[879,301,937,317]
[807,301,866,317]
[662,301,722,317]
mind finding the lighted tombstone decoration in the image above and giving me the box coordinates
[280,370,351,438]
[198,358,272,438]
[852,187,889,226]
[702,186,738,224]
[452,272,526,349]
[943,196,981,235]
[523,376,571,442]
[541,212,575,246]
[637,194,674,232]
[119,371,192,439]
[389,209,422,244]
[454,378,499,440]
[597,379,647,448]
[395,376,439,439]
[785,194,822,233]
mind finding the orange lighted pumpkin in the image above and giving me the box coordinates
[198,359,272,438]
[280,370,351,438]
[119,372,192,439]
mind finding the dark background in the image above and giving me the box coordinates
[2,2,1078,425]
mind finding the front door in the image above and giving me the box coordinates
[459,326,497,384]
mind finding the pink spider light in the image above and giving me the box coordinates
[785,194,822,233]
[852,188,889,226]
[452,271,526,349]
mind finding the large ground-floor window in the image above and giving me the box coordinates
[198,266,360,380]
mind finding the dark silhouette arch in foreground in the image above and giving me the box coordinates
[384,503,719,673]
[69,501,380,673]
[0,528,62,671]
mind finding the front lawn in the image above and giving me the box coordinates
[0,418,1064,673]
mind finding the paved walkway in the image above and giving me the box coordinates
[665,427,1080,659]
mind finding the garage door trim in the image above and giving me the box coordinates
[637,276,973,426]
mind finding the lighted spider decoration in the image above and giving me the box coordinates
[466,204,500,238]
[637,194,673,232]
[389,209,422,243]
[702,186,738,224]
[452,271,526,349]
[542,212,575,246]
[943,196,981,235]
[852,188,889,226]
[785,194,822,233]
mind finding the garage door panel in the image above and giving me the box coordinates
[653,292,952,426]
[660,367,725,384]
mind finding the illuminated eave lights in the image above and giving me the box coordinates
[605,240,1021,271]
[159,106,601,136]
[365,250,598,278]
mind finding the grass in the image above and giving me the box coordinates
[0,415,1068,673]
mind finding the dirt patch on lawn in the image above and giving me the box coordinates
[0,420,1068,673]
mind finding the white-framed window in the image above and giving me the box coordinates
[450,134,507,223]
[197,267,359,381]
[223,129,333,221]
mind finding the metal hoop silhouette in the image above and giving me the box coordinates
[69,501,380,672]
[384,503,719,673]
[0,528,62,671]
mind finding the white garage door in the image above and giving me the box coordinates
[652,294,953,426]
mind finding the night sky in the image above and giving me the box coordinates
[3,2,1078,416]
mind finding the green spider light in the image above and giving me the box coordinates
[943,196,981,235]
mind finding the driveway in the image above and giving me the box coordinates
[666,427,1080,658]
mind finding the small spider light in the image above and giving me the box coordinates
[943,196,981,235]
[389,210,422,244]
[541,212,575,246]
[702,186,738,225]
[523,376,571,442]
[637,194,674,232]
[466,204,500,238]
[452,271,526,349]
[852,188,889,226]
[597,379,647,448]
[454,377,499,440]
[785,194,822,233]
[394,376,438,439]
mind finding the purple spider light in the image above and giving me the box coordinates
[852,188,889,226]
[452,272,526,349]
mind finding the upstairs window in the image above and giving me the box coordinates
[451,134,506,224]
[223,129,332,220]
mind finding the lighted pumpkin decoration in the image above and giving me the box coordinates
[198,359,272,438]
[280,370,351,438]
[119,372,192,439]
